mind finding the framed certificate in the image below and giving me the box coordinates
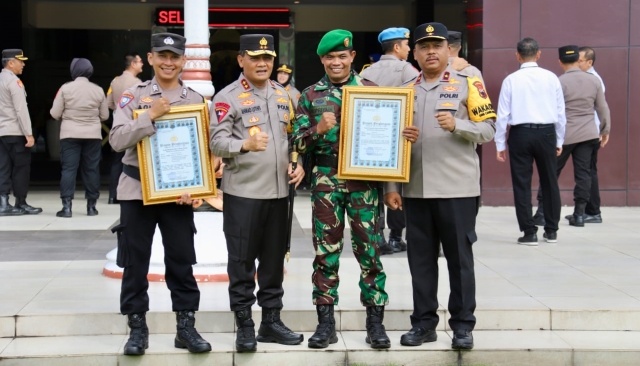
[135,103,217,205]
[338,86,414,182]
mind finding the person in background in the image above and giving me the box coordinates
[275,63,301,108]
[50,58,108,218]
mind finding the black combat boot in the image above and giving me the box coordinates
[308,305,338,349]
[124,313,149,356]
[365,306,390,349]
[56,197,72,218]
[569,202,587,227]
[257,308,303,345]
[15,197,42,215]
[0,194,24,216]
[87,199,98,216]
[451,329,474,349]
[235,308,257,352]
[174,310,212,353]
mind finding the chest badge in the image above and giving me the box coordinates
[249,116,260,124]
[249,126,261,136]
[276,97,288,104]
[237,92,252,99]
[442,86,459,92]
[448,78,461,84]
[275,89,283,95]
[241,99,255,106]
[140,96,153,103]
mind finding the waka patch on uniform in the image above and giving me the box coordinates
[140,96,153,103]
[215,102,230,122]
[119,93,135,108]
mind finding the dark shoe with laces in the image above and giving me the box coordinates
[308,305,338,349]
[364,306,390,349]
[257,308,303,345]
[235,308,257,352]
[452,329,473,349]
[124,313,149,355]
[517,233,538,246]
[174,310,212,353]
[400,326,437,346]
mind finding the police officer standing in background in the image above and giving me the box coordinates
[275,63,301,108]
[0,49,42,216]
[106,53,143,204]
[361,27,418,254]
[294,29,391,350]
[210,34,305,353]
[385,23,496,350]
[109,33,211,356]
[533,45,610,227]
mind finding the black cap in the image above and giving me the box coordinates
[2,49,27,61]
[240,34,277,57]
[151,33,186,55]
[559,45,579,63]
[448,31,462,44]
[277,64,293,73]
[414,22,448,43]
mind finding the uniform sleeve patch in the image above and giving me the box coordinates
[119,93,135,109]
[215,102,230,123]
[17,80,23,88]
[466,76,496,122]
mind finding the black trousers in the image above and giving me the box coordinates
[109,149,125,200]
[536,138,599,210]
[508,125,560,235]
[0,135,31,199]
[60,138,101,200]
[116,200,199,315]
[223,193,288,311]
[586,143,601,215]
[386,197,405,237]
[405,197,477,331]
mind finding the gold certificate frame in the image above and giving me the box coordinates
[338,86,414,182]
[135,103,217,205]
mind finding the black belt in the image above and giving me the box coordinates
[315,155,338,169]
[511,123,554,129]
[123,164,141,181]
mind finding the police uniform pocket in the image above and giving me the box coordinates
[241,113,266,138]
[277,110,291,138]
[435,99,460,128]
[223,222,248,262]
[111,223,131,268]
[466,230,478,245]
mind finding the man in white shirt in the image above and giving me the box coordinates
[495,37,566,245]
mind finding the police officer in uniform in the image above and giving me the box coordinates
[447,31,483,79]
[274,63,301,108]
[106,53,143,204]
[109,33,211,356]
[210,34,305,353]
[385,23,496,350]
[360,27,419,254]
[0,49,42,216]
[293,29,391,350]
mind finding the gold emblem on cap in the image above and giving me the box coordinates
[344,38,349,47]
[426,25,435,33]
[259,37,268,50]
[404,31,410,38]
[566,50,575,54]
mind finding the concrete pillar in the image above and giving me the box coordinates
[182,0,215,99]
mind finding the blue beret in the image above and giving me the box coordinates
[378,27,411,44]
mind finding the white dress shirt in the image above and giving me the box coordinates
[495,62,567,151]
[587,66,605,133]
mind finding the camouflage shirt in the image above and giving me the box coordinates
[293,71,377,193]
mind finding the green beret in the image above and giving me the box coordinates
[317,29,353,56]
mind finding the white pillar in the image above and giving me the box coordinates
[182,0,215,99]
[104,0,230,282]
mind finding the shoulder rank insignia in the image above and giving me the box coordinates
[241,79,251,90]
[441,71,450,81]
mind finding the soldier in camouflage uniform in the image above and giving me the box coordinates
[293,29,390,350]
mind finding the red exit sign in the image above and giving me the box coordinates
[155,8,291,28]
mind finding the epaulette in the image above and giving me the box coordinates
[137,80,151,88]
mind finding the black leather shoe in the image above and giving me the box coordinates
[0,194,24,216]
[452,329,473,349]
[56,197,72,218]
[175,311,212,353]
[257,308,303,345]
[388,237,406,253]
[108,198,119,204]
[584,214,602,223]
[378,241,395,255]
[543,231,557,243]
[308,305,338,349]
[517,233,538,246]
[87,199,99,216]
[364,306,390,349]
[124,313,149,356]
[533,213,545,227]
[15,198,42,215]
[400,326,437,346]
[564,214,573,221]
[569,214,584,227]
[235,308,257,352]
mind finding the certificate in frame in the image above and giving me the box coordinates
[135,103,217,205]
[338,86,414,182]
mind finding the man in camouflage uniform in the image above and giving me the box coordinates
[293,29,390,350]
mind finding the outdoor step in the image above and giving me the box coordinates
[3,306,640,338]
[1,331,640,366]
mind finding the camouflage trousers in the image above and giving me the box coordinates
[311,189,389,306]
